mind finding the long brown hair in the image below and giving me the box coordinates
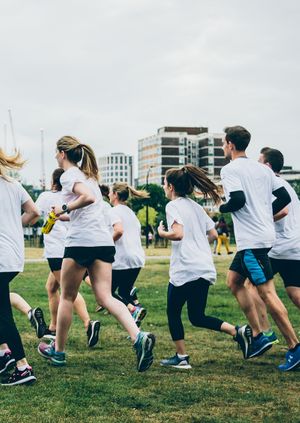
[112,182,149,202]
[56,136,99,180]
[51,168,65,191]
[0,149,26,180]
[165,164,221,204]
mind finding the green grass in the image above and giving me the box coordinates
[2,258,300,423]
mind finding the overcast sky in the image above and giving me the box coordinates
[1,0,299,186]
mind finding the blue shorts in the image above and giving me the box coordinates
[229,248,273,285]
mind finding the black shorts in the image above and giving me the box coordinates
[47,258,63,272]
[270,258,300,288]
[64,246,115,268]
[229,248,273,286]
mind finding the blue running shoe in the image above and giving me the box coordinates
[263,330,279,345]
[160,354,192,369]
[234,325,253,359]
[131,306,147,325]
[133,331,155,372]
[278,344,300,372]
[248,334,273,358]
[38,341,66,366]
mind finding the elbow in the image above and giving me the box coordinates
[84,195,96,206]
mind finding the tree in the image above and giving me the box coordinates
[137,206,157,227]
[130,184,168,215]
[290,180,300,199]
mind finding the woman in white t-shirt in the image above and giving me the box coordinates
[0,149,39,386]
[36,168,100,347]
[158,165,252,369]
[38,136,155,372]
[108,182,148,324]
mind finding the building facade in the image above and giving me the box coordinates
[138,127,228,185]
[98,152,133,186]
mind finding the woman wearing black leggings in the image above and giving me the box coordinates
[0,149,39,385]
[158,165,252,369]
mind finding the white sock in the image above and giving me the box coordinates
[0,349,10,357]
[177,353,188,359]
[17,364,29,371]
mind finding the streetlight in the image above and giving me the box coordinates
[145,166,152,249]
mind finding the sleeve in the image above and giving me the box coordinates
[166,202,184,230]
[60,169,86,194]
[205,214,215,232]
[270,170,284,193]
[108,208,122,226]
[19,184,31,205]
[35,193,47,216]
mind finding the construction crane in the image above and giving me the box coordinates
[40,128,46,191]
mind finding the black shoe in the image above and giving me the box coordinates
[1,366,36,386]
[87,320,101,347]
[43,327,56,340]
[29,307,47,338]
[0,351,15,375]
[234,325,253,359]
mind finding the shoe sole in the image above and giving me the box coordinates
[160,363,192,370]
[137,333,155,372]
[248,342,273,359]
[1,375,36,386]
[88,321,101,347]
[237,325,253,359]
[134,308,147,324]
[0,359,15,375]
[43,334,56,340]
[32,308,47,338]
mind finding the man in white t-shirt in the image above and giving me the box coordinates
[220,125,300,371]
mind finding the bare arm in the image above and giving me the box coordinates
[207,228,218,244]
[158,220,183,241]
[112,222,124,242]
[52,182,95,215]
[274,206,288,222]
[22,199,40,226]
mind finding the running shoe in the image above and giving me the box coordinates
[131,306,147,325]
[278,344,300,372]
[1,366,36,386]
[29,307,47,338]
[263,330,279,345]
[133,331,155,372]
[43,327,56,340]
[160,354,192,369]
[38,341,66,366]
[87,320,101,347]
[95,305,105,313]
[0,350,15,374]
[234,325,253,359]
[248,333,273,358]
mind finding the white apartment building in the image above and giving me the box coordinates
[98,152,134,186]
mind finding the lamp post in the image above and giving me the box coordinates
[145,166,152,249]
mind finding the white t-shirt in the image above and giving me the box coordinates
[102,200,112,228]
[269,178,300,260]
[166,197,216,286]
[60,167,114,247]
[109,204,145,270]
[0,177,31,272]
[221,158,283,251]
[35,191,68,258]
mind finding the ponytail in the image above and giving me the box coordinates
[0,148,25,180]
[56,136,99,180]
[112,182,149,202]
[165,164,221,204]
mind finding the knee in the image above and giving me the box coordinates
[227,278,238,294]
[188,311,204,327]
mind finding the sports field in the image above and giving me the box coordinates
[2,255,300,423]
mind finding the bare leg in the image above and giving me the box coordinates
[55,259,86,352]
[245,279,272,332]
[257,280,299,349]
[174,340,187,355]
[88,260,139,342]
[227,270,262,336]
[10,293,31,316]
[286,287,300,310]
[46,272,60,331]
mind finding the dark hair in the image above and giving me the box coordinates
[262,148,284,173]
[260,146,271,155]
[224,126,251,151]
[99,184,109,199]
[165,164,221,204]
[52,168,64,191]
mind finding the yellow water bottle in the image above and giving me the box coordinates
[41,211,57,234]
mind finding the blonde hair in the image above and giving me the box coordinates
[0,149,25,180]
[165,164,221,204]
[112,182,149,202]
[56,136,99,180]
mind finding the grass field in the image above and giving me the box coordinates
[2,256,300,423]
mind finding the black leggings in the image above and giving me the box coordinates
[112,268,141,306]
[0,272,26,362]
[167,278,224,341]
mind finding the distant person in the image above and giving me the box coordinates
[216,216,233,255]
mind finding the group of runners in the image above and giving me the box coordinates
[0,126,299,386]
